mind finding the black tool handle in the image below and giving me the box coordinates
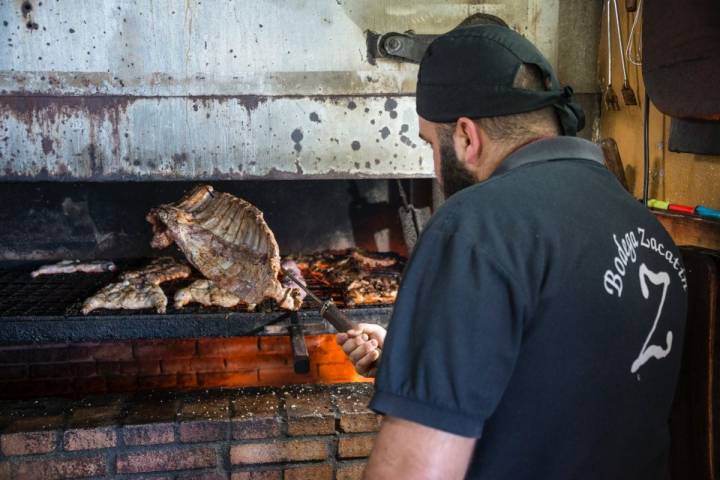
[321,301,357,332]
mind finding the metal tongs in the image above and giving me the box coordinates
[281,267,356,332]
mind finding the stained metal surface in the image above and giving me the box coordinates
[0,0,599,181]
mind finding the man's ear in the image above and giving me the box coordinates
[454,117,483,169]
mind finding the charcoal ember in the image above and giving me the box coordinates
[146,185,302,310]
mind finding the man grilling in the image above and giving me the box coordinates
[336,23,687,479]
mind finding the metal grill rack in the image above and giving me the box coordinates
[0,259,396,344]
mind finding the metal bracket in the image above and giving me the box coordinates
[367,31,438,64]
[288,313,310,374]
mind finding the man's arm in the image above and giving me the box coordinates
[364,416,476,480]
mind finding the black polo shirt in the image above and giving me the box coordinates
[370,136,687,479]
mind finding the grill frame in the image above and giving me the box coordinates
[0,260,395,345]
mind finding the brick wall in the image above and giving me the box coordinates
[0,335,371,400]
[0,384,380,480]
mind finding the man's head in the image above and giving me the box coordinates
[416,24,584,197]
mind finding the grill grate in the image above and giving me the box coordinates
[0,259,399,318]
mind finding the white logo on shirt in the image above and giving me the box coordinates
[601,228,683,376]
[631,264,673,374]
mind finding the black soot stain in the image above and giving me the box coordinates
[379,127,390,140]
[291,128,303,153]
[309,112,321,123]
[347,100,357,110]
[351,141,361,151]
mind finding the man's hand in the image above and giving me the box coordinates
[336,323,386,377]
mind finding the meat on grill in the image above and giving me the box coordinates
[280,259,307,303]
[120,256,192,285]
[174,279,246,309]
[146,185,303,310]
[81,257,191,315]
[81,280,168,315]
[31,260,116,278]
[293,249,401,306]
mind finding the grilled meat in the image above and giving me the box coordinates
[81,257,190,315]
[31,260,116,278]
[293,249,401,306]
[146,185,302,310]
[351,250,398,269]
[120,256,192,285]
[174,279,249,309]
[346,277,399,306]
[280,259,307,303]
[81,280,167,315]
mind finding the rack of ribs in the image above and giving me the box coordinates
[146,185,302,310]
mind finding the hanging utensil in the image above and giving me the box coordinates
[612,0,638,105]
[604,0,620,111]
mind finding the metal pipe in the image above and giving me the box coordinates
[643,92,650,205]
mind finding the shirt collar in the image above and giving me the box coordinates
[492,136,605,178]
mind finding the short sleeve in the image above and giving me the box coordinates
[369,226,527,438]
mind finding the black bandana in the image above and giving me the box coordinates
[416,25,585,136]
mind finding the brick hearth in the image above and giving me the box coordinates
[0,335,371,399]
[0,384,380,479]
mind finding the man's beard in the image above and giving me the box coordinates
[439,137,477,198]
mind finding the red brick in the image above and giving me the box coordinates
[68,401,122,428]
[5,415,65,433]
[97,360,160,376]
[337,435,375,459]
[230,439,328,465]
[336,461,367,480]
[257,366,317,386]
[181,398,231,420]
[258,337,292,354]
[32,345,95,364]
[178,373,199,389]
[134,339,197,360]
[117,446,216,474]
[179,421,229,443]
[286,391,336,436]
[231,417,281,440]
[230,471,281,480]
[0,461,10,480]
[178,473,228,480]
[197,338,259,358]
[0,364,28,379]
[137,374,178,391]
[226,354,287,371]
[72,376,108,396]
[63,427,116,451]
[13,455,106,480]
[123,423,175,446]
[161,358,191,374]
[337,394,381,433]
[87,342,134,361]
[198,370,257,388]
[1,431,56,456]
[163,357,226,374]
[106,375,138,393]
[284,463,333,480]
[231,393,282,440]
[29,362,97,378]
